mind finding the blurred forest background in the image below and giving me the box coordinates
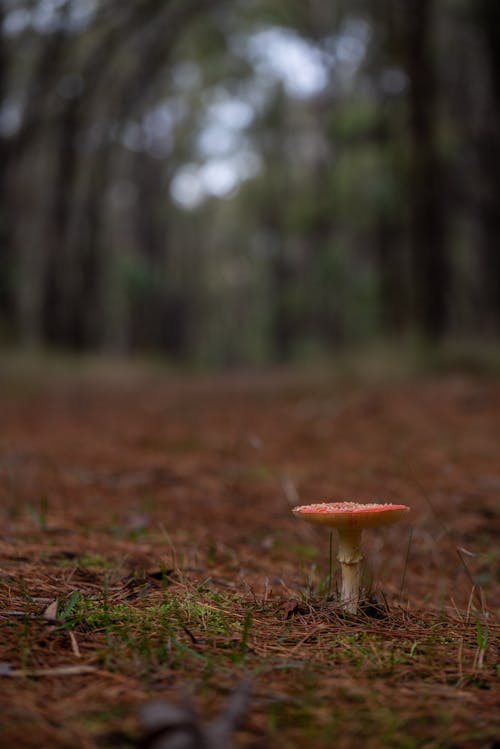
[1,0,500,367]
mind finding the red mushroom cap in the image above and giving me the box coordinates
[292,501,410,529]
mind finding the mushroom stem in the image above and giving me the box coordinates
[337,528,364,614]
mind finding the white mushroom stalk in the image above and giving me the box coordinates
[292,501,410,615]
[336,526,364,614]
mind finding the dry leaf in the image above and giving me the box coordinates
[43,600,59,622]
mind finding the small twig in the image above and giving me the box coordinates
[68,630,81,658]
[159,523,178,571]
[181,624,198,644]
[327,532,334,598]
[457,637,464,680]
[399,526,413,598]
[281,472,299,506]
[465,586,476,626]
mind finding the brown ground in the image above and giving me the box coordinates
[0,366,499,748]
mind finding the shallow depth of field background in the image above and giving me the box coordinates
[1,0,500,365]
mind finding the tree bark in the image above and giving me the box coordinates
[402,0,448,340]
[376,218,406,335]
[0,0,11,329]
[474,0,500,333]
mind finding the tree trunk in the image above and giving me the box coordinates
[402,0,448,340]
[475,0,500,333]
[270,245,297,362]
[70,144,112,350]
[0,2,14,335]
[42,97,80,345]
[375,218,407,335]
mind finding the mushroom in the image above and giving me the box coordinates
[292,501,410,614]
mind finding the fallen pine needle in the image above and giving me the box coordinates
[68,630,81,658]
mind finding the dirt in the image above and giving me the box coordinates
[0,368,499,748]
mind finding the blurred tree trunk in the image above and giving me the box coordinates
[376,218,406,334]
[376,4,411,336]
[43,97,80,345]
[71,146,111,349]
[474,0,500,333]
[1,1,73,343]
[401,0,448,340]
[270,246,296,362]
[0,2,11,331]
[130,153,191,357]
[130,152,167,351]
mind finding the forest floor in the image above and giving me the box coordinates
[0,362,499,748]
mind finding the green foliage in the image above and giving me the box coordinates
[56,553,110,569]
[59,590,81,620]
[63,591,238,638]
[232,610,252,662]
[475,616,487,649]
